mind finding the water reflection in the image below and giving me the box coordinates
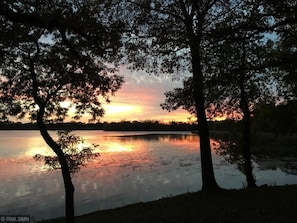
[26,146,55,157]
[255,157,297,175]
[0,130,296,221]
[113,133,193,141]
[215,138,297,176]
[99,142,136,153]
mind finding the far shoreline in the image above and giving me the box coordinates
[0,121,196,131]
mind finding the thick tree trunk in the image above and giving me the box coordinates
[239,67,257,188]
[37,110,75,223]
[192,51,221,192]
[241,107,257,188]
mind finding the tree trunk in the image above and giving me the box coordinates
[242,107,257,188]
[37,110,75,223]
[239,64,257,188]
[62,166,75,223]
[29,48,75,222]
[192,50,221,192]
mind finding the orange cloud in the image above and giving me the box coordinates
[97,67,191,123]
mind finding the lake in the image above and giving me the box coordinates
[0,130,296,221]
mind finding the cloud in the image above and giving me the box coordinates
[101,67,191,122]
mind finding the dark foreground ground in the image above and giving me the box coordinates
[41,185,297,223]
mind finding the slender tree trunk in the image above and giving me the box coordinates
[239,53,257,188]
[37,110,75,223]
[29,46,75,222]
[192,50,221,192]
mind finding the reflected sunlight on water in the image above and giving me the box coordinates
[99,142,136,153]
[26,146,54,157]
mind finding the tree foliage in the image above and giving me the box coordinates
[0,0,125,122]
[264,0,297,100]
[253,102,297,135]
[157,0,296,188]
[0,1,125,222]
[34,130,100,174]
[161,77,196,116]
[122,0,251,191]
[161,1,280,120]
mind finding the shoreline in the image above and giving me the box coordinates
[39,184,297,223]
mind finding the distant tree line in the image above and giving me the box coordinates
[2,108,296,133]
[252,102,297,135]
[102,120,196,131]
[0,120,196,131]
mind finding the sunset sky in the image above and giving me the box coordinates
[99,66,192,123]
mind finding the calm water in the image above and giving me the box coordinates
[0,130,296,221]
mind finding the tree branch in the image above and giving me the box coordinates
[126,0,184,22]
[29,39,45,108]
[0,4,104,43]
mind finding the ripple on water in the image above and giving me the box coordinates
[1,131,297,221]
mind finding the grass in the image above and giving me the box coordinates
[40,185,297,223]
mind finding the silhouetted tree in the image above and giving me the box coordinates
[0,1,124,222]
[216,0,297,186]
[264,0,297,100]
[123,0,248,192]
[253,102,297,135]
[160,0,296,188]
[34,130,100,174]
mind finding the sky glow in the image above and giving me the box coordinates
[99,66,192,123]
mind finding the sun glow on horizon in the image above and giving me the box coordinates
[57,98,226,124]
[213,115,227,121]
[104,104,142,115]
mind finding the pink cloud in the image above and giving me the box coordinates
[101,67,191,122]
